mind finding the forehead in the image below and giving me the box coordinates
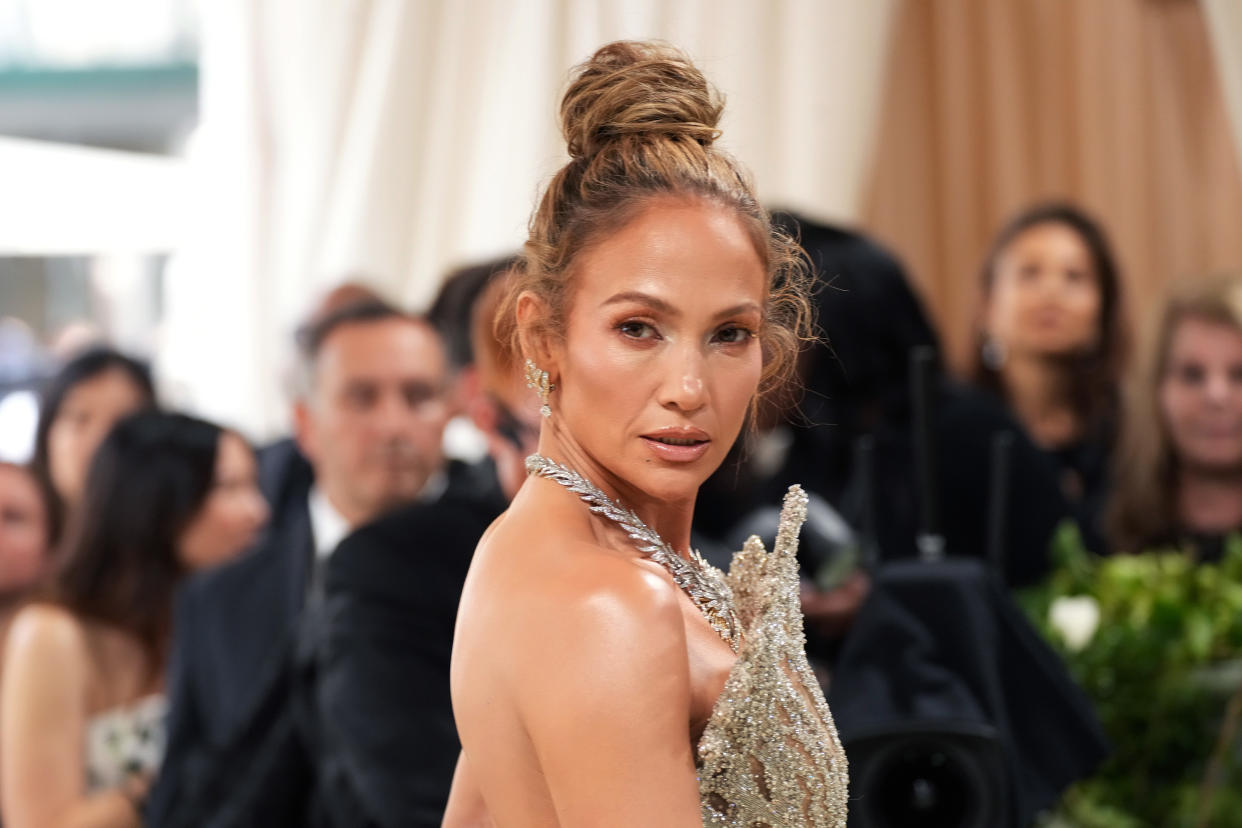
[63,367,144,407]
[0,465,40,501]
[316,318,446,379]
[1169,316,1242,357]
[572,200,766,308]
[1007,222,1090,261]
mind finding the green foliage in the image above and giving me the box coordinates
[1020,523,1242,827]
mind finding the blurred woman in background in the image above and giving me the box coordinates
[1111,275,1242,559]
[1,411,267,828]
[29,348,157,551]
[0,462,49,677]
[973,203,1126,551]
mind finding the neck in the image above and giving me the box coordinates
[1177,466,1242,534]
[532,428,697,556]
[1000,353,1081,447]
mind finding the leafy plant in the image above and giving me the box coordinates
[1019,523,1242,827]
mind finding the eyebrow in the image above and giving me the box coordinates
[601,291,761,320]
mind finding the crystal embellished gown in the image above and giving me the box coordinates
[694,485,849,827]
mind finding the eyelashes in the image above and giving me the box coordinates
[618,320,656,339]
[714,326,755,344]
[615,319,756,345]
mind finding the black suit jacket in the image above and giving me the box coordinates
[306,465,503,828]
[148,458,501,827]
[148,479,315,827]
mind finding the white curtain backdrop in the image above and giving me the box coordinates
[160,0,897,439]
[1204,0,1242,177]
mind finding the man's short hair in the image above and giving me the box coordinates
[292,298,439,397]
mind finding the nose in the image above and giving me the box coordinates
[1204,369,1231,405]
[375,388,417,434]
[658,342,708,414]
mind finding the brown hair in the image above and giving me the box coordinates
[496,41,812,400]
[971,202,1127,433]
[1109,274,1242,552]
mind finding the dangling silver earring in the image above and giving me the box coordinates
[524,358,554,418]
[981,337,1007,370]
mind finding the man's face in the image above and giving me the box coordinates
[295,318,450,525]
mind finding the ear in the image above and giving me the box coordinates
[515,290,560,378]
[292,400,318,463]
[975,293,996,341]
[466,388,499,435]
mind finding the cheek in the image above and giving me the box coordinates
[1159,382,1197,441]
[1069,287,1103,326]
[986,285,1022,333]
[48,426,85,490]
[714,353,762,418]
[564,334,652,417]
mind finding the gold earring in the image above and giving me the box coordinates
[524,358,554,418]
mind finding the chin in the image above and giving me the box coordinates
[1031,339,1095,359]
[623,458,715,503]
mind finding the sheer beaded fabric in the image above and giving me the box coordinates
[695,486,849,827]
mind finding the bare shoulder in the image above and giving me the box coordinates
[486,509,686,645]
[6,603,87,662]
[496,523,691,707]
[2,603,89,699]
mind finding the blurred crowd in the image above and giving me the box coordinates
[0,201,1240,826]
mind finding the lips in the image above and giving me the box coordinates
[641,427,711,462]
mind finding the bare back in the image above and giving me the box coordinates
[449,481,736,826]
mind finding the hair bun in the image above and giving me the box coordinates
[560,41,723,161]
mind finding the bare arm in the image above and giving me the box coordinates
[519,565,703,826]
[0,606,141,828]
[441,752,493,828]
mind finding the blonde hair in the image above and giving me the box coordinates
[1109,273,1242,552]
[495,41,812,400]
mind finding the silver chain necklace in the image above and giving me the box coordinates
[525,453,741,652]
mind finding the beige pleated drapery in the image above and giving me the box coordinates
[863,0,1242,372]
[159,0,898,439]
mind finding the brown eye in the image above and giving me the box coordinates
[714,326,753,345]
[402,382,438,408]
[344,385,377,408]
[1177,364,1205,385]
[619,321,656,340]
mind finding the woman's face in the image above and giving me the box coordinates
[1159,316,1242,474]
[550,199,766,505]
[47,368,149,505]
[0,465,48,593]
[985,222,1103,360]
[177,432,269,571]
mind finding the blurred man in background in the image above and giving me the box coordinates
[150,293,455,826]
[304,266,536,827]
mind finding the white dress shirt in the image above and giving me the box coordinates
[308,486,351,562]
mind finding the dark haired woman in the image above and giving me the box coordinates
[1,411,267,828]
[0,462,49,692]
[973,203,1126,551]
[29,347,157,550]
